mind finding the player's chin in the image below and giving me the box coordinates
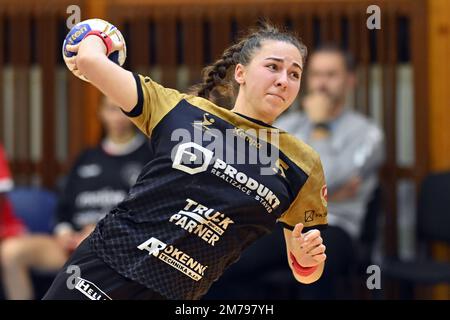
[265,101,289,121]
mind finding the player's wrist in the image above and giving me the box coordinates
[289,251,318,277]
[83,30,113,56]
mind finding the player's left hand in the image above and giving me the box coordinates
[290,223,326,267]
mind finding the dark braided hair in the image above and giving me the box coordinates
[191,21,307,107]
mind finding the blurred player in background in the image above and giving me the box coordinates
[0,97,152,300]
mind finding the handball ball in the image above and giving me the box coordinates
[62,18,127,82]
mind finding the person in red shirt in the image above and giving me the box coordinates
[0,144,25,240]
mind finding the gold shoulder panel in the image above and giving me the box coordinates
[277,140,328,229]
[130,75,188,137]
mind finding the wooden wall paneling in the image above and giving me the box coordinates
[426,0,450,300]
[330,4,342,44]
[181,9,204,87]
[262,3,286,28]
[154,9,177,87]
[347,7,361,111]
[381,6,399,259]
[359,5,370,118]
[11,14,31,184]
[66,75,84,169]
[411,0,428,182]
[36,14,57,188]
[233,6,258,44]
[291,9,314,54]
[208,6,232,64]
[129,16,150,72]
[428,0,450,171]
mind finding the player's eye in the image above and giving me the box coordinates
[290,72,300,79]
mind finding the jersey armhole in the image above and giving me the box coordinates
[122,73,144,118]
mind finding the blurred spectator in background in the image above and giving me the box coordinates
[0,97,152,300]
[0,144,26,241]
[0,143,27,300]
[276,44,385,299]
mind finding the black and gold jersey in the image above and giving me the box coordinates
[90,74,328,300]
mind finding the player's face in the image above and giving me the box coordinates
[235,40,303,124]
[100,98,134,137]
[306,52,350,105]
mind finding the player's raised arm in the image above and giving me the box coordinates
[63,22,137,112]
[76,37,136,112]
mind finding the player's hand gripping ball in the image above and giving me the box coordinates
[62,18,126,82]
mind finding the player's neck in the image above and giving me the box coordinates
[232,94,274,125]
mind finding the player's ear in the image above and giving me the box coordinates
[234,64,246,85]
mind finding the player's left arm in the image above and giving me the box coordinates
[277,153,328,284]
[283,223,326,284]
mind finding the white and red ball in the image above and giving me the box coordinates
[62,18,127,82]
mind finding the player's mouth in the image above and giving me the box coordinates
[266,93,285,102]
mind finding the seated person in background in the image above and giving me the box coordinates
[0,143,27,300]
[0,144,26,240]
[0,97,152,300]
[276,45,385,299]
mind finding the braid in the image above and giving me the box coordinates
[195,41,244,101]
